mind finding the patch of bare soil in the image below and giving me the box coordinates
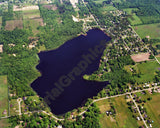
[43,5,57,11]
[131,53,150,62]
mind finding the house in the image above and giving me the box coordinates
[149,124,152,128]
[137,117,140,120]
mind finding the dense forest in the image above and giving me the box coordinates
[38,1,83,49]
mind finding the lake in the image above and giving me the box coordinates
[31,29,111,115]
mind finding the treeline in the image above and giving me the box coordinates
[62,103,101,128]
[114,0,160,24]
[2,3,13,27]
[38,2,83,49]
[0,28,40,98]
[9,113,57,128]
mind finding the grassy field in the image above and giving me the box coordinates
[136,92,160,127]
[97,96,139,128]
[101,5,117,12]
[134,23,160,39]
[0,119,10,128]
[125,60,159,83]
[23,10,41,19]
[23,18,43,34]
[123,8,142,26]
[0,76,8,118]
[5,20,23,31]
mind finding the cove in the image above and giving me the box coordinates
[31,29,111,115]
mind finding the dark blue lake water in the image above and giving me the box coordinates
[31,29,111,115]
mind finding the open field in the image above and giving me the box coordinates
[131,53,150,62]
[125,60,159,83]
[128,14,143,26]
[136,92,160,127]
[0,119,10,128]
[0,76,8,118]
[123,8,142,25]
[101,5,117,12]
[23,9,41,19]
[134,23,160,39]
[23,18,44,34]
[43,4,57,11]
[13,5,39,11]
[97,96,139,128]
[5,20,23,30]
[123,8,142,26]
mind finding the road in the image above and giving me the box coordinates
[129,94,148,128]
[79,86,159,117]
[17,98,22,115]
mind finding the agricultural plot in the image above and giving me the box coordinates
[22,9,44,34]
[0,76,8,118]
[134,23,160,39]
[5,20,23,31]
[23,10,41,19]
[97,96,139,128]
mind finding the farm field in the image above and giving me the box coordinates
[23,9,41,19]
[97,96,139,128]
[134,23,160,39]
[0,76,8,118]
[5,20,23,30]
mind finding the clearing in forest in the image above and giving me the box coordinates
[134,23,160,39]
[5,20,23,30]
[131,53,150,62]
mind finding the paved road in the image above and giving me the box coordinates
[130,94,148,128]
[17,98,22,115]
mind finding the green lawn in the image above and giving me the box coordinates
[97,96,139,128]
[134,23,160,39]
[0,76,8,118]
